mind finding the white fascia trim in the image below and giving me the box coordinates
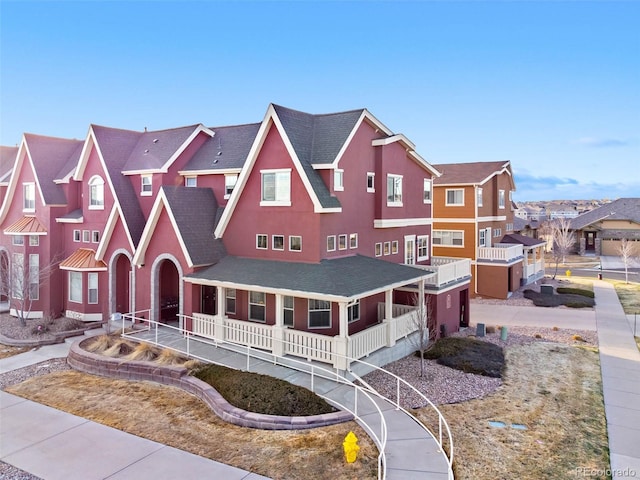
[59,266,108,272]
[477,216,507,222]
[408,151,441,177]
[95,205,119,261]
[158,124,215,173]
[374,218,432,228]
[331,110,369,168]
[72,127,96,181]
[0,140,27,224]
[433,218,479,224]
[55,216,84,224]
[372,133,415,149]
[4,230,47,236]
[177,168,242,176]
[0,170,12,183]
[22,141,47,209]
[133,189,194,268]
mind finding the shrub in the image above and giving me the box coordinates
[156,348,188,365]
[572,334,586,342]
[524,289,594,308]
[193,364,336,416]
[557,287,595,298]
[424,337,505,378]
[125,342,159,362]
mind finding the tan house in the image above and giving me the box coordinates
[432,160,545,300]
[570,198,640,256]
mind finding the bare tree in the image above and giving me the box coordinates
[0,246,60,326]
[409,292,437,377]
[549,218,576,279]
[617,238,639,284]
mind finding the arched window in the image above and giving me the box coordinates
[89,176,104,209]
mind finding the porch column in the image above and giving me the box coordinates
[333,301,349,370]
[214,286,226,342]
[272,294,285,357]
[383,289,396,347]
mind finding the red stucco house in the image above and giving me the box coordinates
[1,104,471,369]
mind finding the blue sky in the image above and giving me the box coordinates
[1,1,638,202]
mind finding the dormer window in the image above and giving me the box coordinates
[23,183,35,212]
[141,175,152,196]
[88,176,104,209]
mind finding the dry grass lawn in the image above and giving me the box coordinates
[6,371,378,480]
[0,345,30,360]
[417,342,609,480]
[609,279,640,314]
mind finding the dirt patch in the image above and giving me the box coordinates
[0,344,31,360]
[420,342,609,479]
[6,371,378,480]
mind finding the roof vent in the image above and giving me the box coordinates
[144,149,149,154]
[153,139,159,143]
[213,159,218,164]
[217,151,222,156]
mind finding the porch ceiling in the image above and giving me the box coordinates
[185,254,429,301]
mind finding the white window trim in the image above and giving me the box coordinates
[348,299,360,323]
[384,241,391,256]
[433,230,465,248]
[499,189,506,209]
[12,236,24,246]
[387,174,403,207]
[391,240,399,255]
[272,235,285,251]
[256,234,268,250]
[92,231,100,243]
[248,291,266,323]
[29,254,39,301]
[283,296,294,327]
[334,169,344,192]
[23,182,35,213]
[82,230,90,243]
[225,288,236,314]
[349,233,358,249]
[367,172,375,193]
[141,175,153,196]
[477,187,483,207]
[88,176,105,210]
[29,235,39,246]
[404,235,416,265]
[445,188,465,206]
[479,228,487,247]
[224,174,238,199]
[73,230,81,242]
[327,235,336,252]
[308,299,331,329]
[69,271,82,303]
[417,235,429,262]
[260,169,292,206]
[338,234,347,250]
[185,176,197,187]
[423,179,432,204]
[289,235,302,252]
[375,242,382,257]
[88,272,98,304]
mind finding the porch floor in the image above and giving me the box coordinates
[124,325,451,480]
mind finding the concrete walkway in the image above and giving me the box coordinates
[593,281,640,478]
[0,337,269,480]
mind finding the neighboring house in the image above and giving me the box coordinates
[0,146,18,209]
[0,134,84,318]
[569,198,640,256]
[0,104,472,371]
[431,160,545,299]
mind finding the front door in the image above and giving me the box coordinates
[585,232,595,251]
[404,235,416,265]
[201,285,217,315]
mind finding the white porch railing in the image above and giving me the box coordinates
[524,260,544,279]
[349,322,388,360]
[419,257,471,287]
[284,328,335,364]
[224,318,273,351]
[478,244,523,262]
[377,302,416,321]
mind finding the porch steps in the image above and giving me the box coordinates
[126,327,452,479]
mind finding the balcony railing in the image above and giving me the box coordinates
[417,257,471,287]
[478,244,523,262]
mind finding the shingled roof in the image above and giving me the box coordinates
[182,123,261,172]
[161,186,226,267]
[0,146,18,184]
[432,160,512,186]
[570,198,640,230]
[273,104,366,209]
[24,134,84,205]
[186,254,428,300]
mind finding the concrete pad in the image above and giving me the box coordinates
[607,424,640,459]
[0,399,88,457]
[604,404,640,428]
[106,444,265,480]
[601,389,640,410]
[610,453,640,478]
[602,374,640,395]
[0,390,26,409]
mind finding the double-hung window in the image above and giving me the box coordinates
[433,230,464,247]
[387,174,403,206]
[479,229,487,247]
[88,273,98,304]
[141,175,152,196]
[308,299,331,328]
[283,296,294,327]
[225,175,238,198]
[423,179,431,203]
[23,183,36,212]
[69,272,82,303]
[348,300,360,323]
[477,187,483,207]
[261,169,291,206]
[417,235,429,261]
[446,189,464,206]
[29,254,39,300]
[89,176,104,209]
[249,291,266,322]
[225,289,236,314]
[499,190,506,209]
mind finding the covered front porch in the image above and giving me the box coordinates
[182,255,433,370]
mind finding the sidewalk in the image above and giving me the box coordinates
[0,336,270,480]
[593,281,640,478]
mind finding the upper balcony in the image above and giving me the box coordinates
[477,243,523,263]
[417,256,471,289]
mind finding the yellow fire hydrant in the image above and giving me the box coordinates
[565,269,572,277]
[343,431,360,463]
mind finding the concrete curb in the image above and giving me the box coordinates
[67,338,354,430]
